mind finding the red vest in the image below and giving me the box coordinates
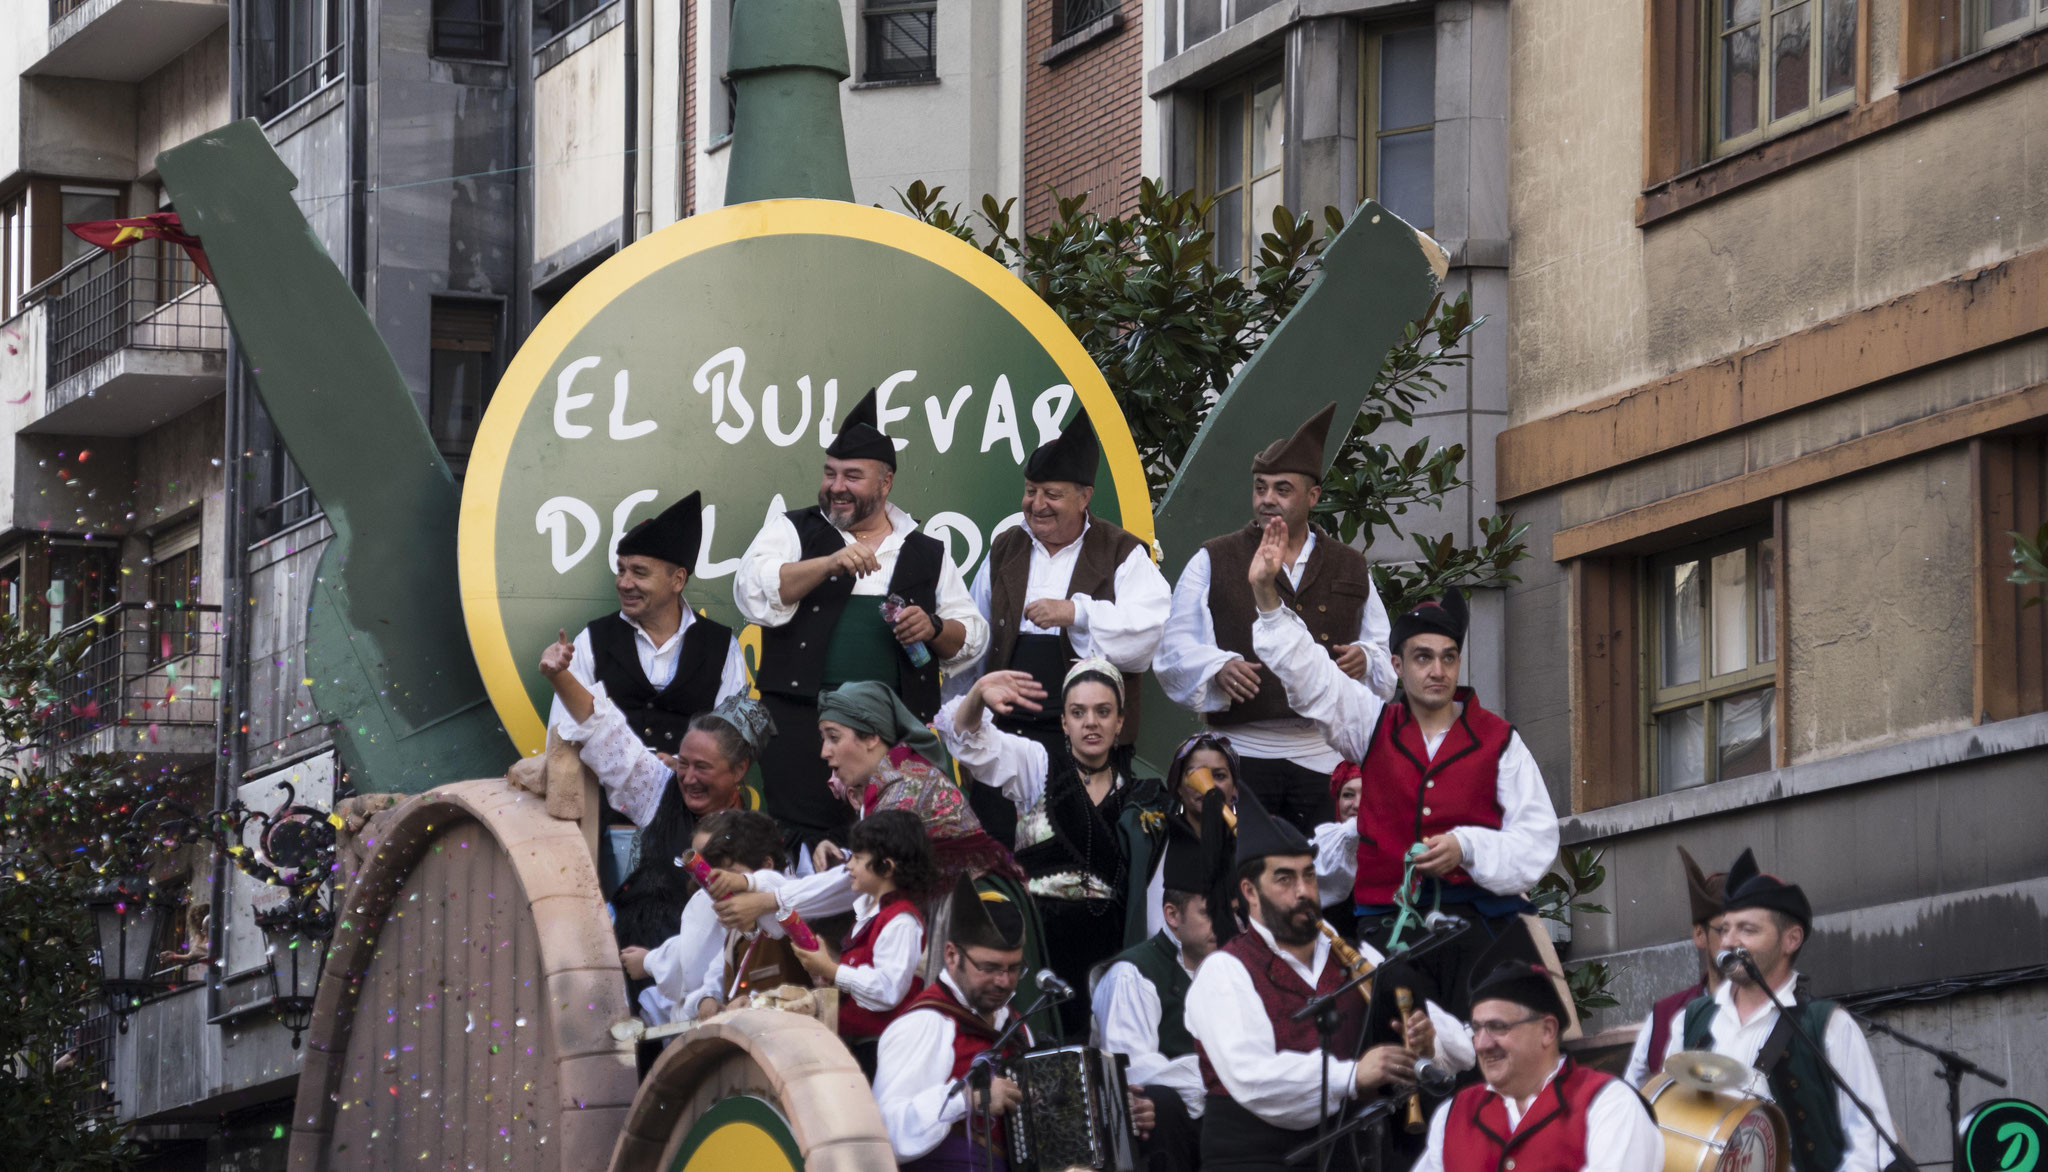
[1354,688,1514,906]
[1642,982,1704,1081]
[902,979,1032,1148]
[1443,1059,1615,1172]
[835,891,927,1041]
[1196,929,1368,1099]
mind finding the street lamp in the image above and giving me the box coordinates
[83,877,172,1032]
[253,894,332,1050]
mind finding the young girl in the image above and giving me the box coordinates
[791,808,937,1078]
[1313,761,1365,939]
[645,810,804,1021]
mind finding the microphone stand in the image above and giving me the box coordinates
[942,983,1070,1172]
[1846,1008,2006,1172]
[1734,955,1919,1172]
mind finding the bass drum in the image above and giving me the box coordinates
[1644,1072,1790,1172]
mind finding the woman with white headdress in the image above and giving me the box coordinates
[935,656,1167,1040]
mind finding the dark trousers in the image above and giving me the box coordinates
[1236,755,1336,833]
[1200,1094,1362,1171]
[900,1132,1009,1172]
[756,691,851,855]
[1355,907,1527,1021]
[1137,1086,1201,1171]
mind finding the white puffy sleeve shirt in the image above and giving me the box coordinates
[961,522,1172,684]
[1414,1064,1665,1172]
[834,892,926,1012]
[873,972,1026,1162]
[1092,957,1207,1118]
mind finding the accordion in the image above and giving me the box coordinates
[1004,1045,1136,1172]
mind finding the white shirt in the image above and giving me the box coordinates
[1658,971,1896,1172]
[683,870,791,1013]
[1182,918,1474,1131]
[1414,1057,1666,1172]
[1154,536,1396,768]
[766,863,860,920]
[1250,605,1560,898]
[1313,819,1360,909]
[956,516,1171,684]
[873,970,1027,1162]
[731,500,988,674]
[1622,985,1707,1089]
[1092,932,1207,1118]
[544,605,749,744]
[835,893,926,1012]
[638,888,726,1024]
[551,695,685,828]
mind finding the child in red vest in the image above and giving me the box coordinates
[791,808,936,1078]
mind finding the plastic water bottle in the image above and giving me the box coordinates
[881,593,933,668]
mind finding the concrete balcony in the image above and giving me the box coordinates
[41,601,223,775]
[27,241,226,438]
[32,0,227,82]
[108,982,301,1124]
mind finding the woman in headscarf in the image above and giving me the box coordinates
[1143,732,1241,940]
[935,657,1167,1040]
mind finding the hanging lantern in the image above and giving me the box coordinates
[83,877,172,1031]
[254,898,332,1050]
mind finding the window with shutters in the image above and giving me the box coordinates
[429,299,502,472]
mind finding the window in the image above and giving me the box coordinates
[1057,0,1117,39]
[863,0,937,83]
[429,298,502,471]
[148,525,203,664]
[247,393,318,545]
[0,554,21,632]
[534,0,608,43]
[432,0,502,59]
[45,542,118,636]
[59,187,120,267]
[1646,530,1779,791]
[1711,0,1857,155]
[1971,0,2047,49]
[248,0,345,120]
[1361,26,1435,231]
[1205,65,1284,275]
[3,191,30,320]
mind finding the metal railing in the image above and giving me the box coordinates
[1059,0,1117,36]
[43,603,223,751]
[256,40,344,122]
[534,0,610,45]
[42,240,225,386]
[864,5,936,81]
[70,1005,117,1115]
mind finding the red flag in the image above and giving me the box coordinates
[65,211,213,282]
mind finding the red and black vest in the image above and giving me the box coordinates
[1642,982,1704,1083]
[1354,688,1514,906]
[1442,1059,1618,1172]
[835,891,927,1041]
[584,610,733,752]
[1196,929,1369,1101]
[902,979,1032,1147]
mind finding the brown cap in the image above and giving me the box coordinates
[1678,845,1725,928]
[1250,402,1338,479]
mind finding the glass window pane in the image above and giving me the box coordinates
[1771,3,1812,120]
[1378,27,1435,131]
[1249,172,1282,260]
[1756,536,1777,664]
[1250,76,1284,176]
[1821,0,1855,97]
[1722,26,1760,138]
[1213,188,1244,274]
[1658,705,1708,792]
[1986,0,2027,27]
[1717,686,1777,780]
[1725,0,1761,25]
[1378,130,1435,229]
[1662,560,1702,687]
[1711,548,1749,676]
[1213,91,1245,194]
[60,192,120,266]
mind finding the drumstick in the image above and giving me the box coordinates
[1396,987,1425,1134]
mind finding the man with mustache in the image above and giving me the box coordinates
[1185,784,1470,1171]
[542,490,750,891]
[1156,403,1396,833]
[735,388,987,857]
[957,412,1170,844]
[1414,933,1663,1172]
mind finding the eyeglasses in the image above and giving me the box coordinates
[1469,1014,1544,1039]
[964,956,1025,978]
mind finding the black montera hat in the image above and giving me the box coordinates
[825,386,898,468]
[947,873,1024,951]
[1721,848,1811,930]
[1390,587,1469,654]
[1467,927,1572,1025]
[1231,782,1314,868]
[613,490,702,572]
[1024,412,1100,487]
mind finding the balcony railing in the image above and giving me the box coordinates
[41,241,225,385]
[256,40,345,121]
[43,602,222,752]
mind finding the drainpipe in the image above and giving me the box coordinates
[621,0,637,249]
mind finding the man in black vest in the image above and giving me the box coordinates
[545,490,749,887]
[734,387,987,856]
[1156,402,1396,830]
[959,413,1170,842]
[1092,818,1214,1171]
[1670,850,1897,1172]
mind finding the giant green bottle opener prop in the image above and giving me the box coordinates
[153,0,1442,789]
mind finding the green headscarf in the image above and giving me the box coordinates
[815,680,956,779]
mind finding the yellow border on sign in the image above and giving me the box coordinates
[459,199,1156,756]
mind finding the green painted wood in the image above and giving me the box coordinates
[724,0,854,204]
[157,119,513,794]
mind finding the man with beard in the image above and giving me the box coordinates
[735,388,987,856]
[1414,933,1663,1172]
[1156,403,1396,831]
[1093,817,1216,1171]
[1667,850,1897,1172]
[1623,846,1726,1088]
[1185,784,1470,1171]
[1246,515,1559,1016]
[543,490,749,891]
[959,412,1170,845]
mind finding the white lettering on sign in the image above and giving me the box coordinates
[1032,384,1075,447]
[608,369,658,440]
[875,370,915,453]
[536,496,601,573]
[554,356,602,438]
[697,504,743,578]
[924,386,974,453]
[762,376,820,447]
[980,375,1024,463]
[608,489,661,571]
[923,511,983,580]
[692,347,754,444]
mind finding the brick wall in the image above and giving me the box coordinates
[1022,0,1147,233]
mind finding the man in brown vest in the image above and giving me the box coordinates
[958,413,1169,842]
[1156,402,1396,830]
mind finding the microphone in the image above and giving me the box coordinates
[1034,969,1074,1001]
[1413,1056,1457,1098]
[1423,910,1469,934]
[1716,946,1753,977]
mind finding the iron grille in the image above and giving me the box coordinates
[42,602,223,752]
[42,240,226,386]
[257,39,344,121]
[1059,0,1117,37]
[864,3,936,82]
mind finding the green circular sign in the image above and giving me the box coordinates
[459,200,1155,754]
[1964,1099,2048,1172]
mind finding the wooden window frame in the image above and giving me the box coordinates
[1201,62,1285,276]
[1358,22,1436,231]
[1641,524,1783,793]
[1971,433,2048,723]
[1707,0,1861,159]
[1971,0,2048,52]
